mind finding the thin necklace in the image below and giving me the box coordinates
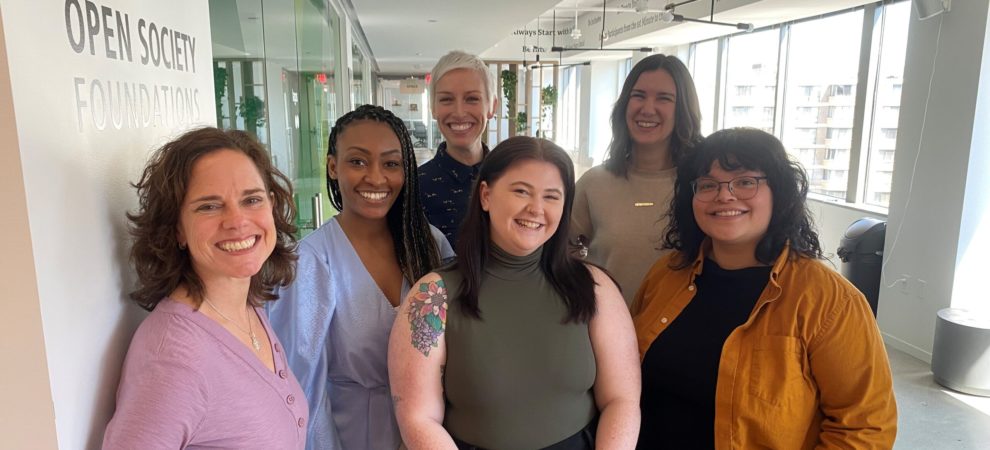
[203,296,262,351]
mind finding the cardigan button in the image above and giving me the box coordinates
[661,317,669,324]
[688,285,695,291]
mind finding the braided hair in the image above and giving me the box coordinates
[327,104,442,283]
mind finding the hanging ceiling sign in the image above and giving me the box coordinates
[399,78,425,94]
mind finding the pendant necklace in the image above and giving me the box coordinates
[203,296,262,351]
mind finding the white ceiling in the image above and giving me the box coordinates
[349,0,563,74]
[354,0,882,75]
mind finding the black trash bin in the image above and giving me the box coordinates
[836,218,886,317]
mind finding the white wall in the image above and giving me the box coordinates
[0,0,215,447]
[807,199,885,261]
[0,10,59,448]
[951,7,990,315]
[877,0,990,362]
[577,63,593,173]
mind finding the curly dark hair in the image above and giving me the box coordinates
[127,127,297,311]
[663,128,823,269]
[455,136,597,323]
[604,53,704,177]
[327,104,442,283]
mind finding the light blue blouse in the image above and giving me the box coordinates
[267,217,453,450]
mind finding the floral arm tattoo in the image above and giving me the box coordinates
[408,279,448,357]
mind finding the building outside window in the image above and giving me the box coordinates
[688,39,719,135]
[722,28,779,133]
[781,9,864,200]
[643,1,910,212]
[864,1,910,208]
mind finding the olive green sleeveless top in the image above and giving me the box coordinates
[439,245,597,449]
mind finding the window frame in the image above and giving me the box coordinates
[683,0,909,213]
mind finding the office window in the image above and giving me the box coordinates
[557,65,581,156]
[722,28,779,131]
[781,9,864,200]
[829,84,854,96]
[827,128,852,141]
[792,127,818,145]
[864,1,910,207]
[688,39,719,135]
[645,1,911,212]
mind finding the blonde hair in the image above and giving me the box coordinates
[429,50,496,110]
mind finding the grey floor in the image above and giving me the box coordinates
[889,347,990,449]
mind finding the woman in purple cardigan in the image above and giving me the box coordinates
[103,128,307,449]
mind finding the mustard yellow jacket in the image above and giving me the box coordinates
[632,245,897,449]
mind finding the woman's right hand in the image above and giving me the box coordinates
[388,272,458,450]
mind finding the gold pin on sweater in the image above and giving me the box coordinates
[634,202,655,207]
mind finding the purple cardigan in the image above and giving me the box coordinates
[103,298,308,449]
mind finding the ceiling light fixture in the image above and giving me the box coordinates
[530,61,592,70]
[551,1,653,54]
[662,0,754,32]
[571,2,582,40]
[667,12,754,31]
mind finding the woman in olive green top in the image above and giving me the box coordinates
[389,137,641,449]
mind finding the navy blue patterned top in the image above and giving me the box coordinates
[418,142,488,247]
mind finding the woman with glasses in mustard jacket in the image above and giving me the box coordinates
[632,128,897,449]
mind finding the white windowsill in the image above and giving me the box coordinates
[808,193,890,218]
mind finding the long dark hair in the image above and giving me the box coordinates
[454,136,597,323]
[327,104,442,283]
[663,128,823,268]
[604,54,703,177]
[128,127,298,311]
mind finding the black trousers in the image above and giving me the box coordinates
[452,418,597,450]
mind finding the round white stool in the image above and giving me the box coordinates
[931,308,990,397]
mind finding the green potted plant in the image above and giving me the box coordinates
[539,85,557,137]
[238,94,266,135]
[213,65,228,124]
[516,111,528,134]
[502,69,518,136]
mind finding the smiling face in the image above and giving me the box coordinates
[177,149,276,284]
[625,68,678,152]
[432,68,496,154]
[693,161,773,256]
[479,159,565,257]
[328,119,405,223]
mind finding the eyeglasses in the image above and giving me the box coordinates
[691,176,768,202]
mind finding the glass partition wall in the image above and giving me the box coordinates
[210,0,346,238]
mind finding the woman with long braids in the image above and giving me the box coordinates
[571,54,703,305]
[268,105,454,450]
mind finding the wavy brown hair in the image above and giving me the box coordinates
[604,54,703,177]
[663,128,822,269]
[127,127,297,311]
